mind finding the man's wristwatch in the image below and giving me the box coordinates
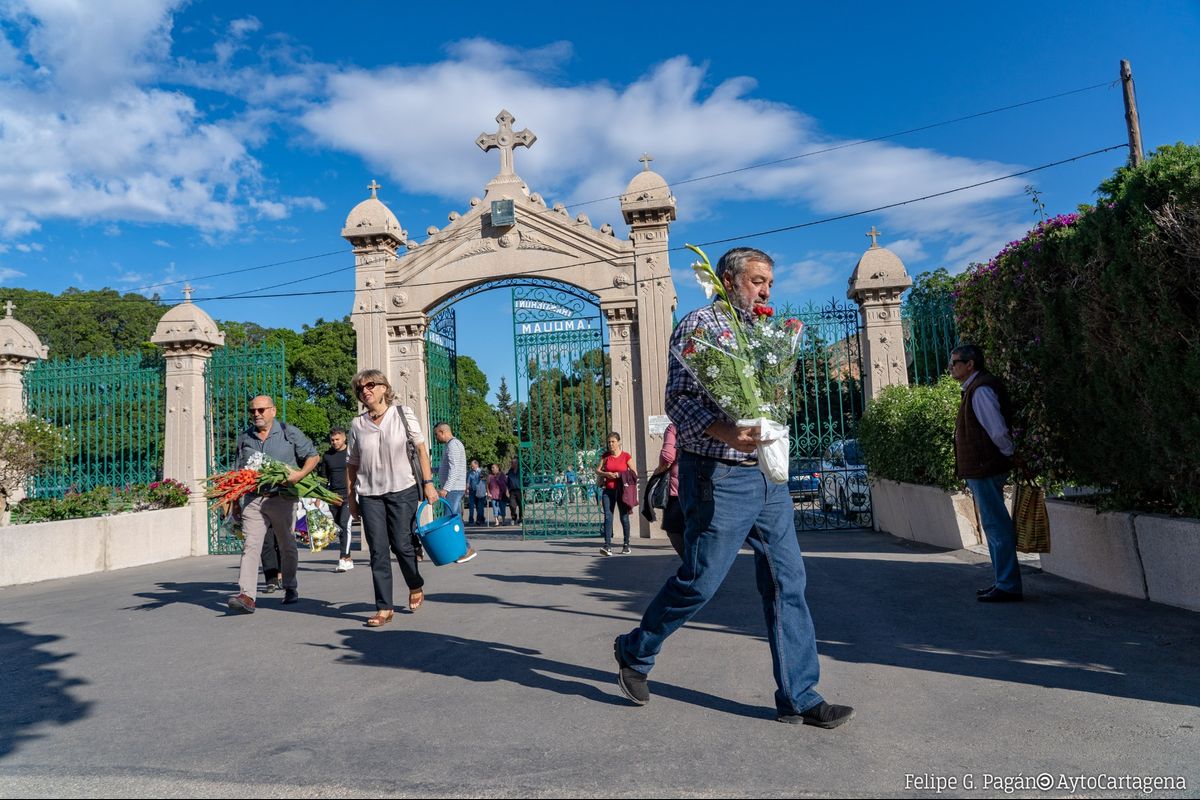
[421,479,434,485]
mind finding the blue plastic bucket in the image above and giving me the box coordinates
[415,500,469,566]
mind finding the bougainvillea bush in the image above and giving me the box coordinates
[955,143,1200,516]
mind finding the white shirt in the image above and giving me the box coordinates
[346,405,426,496]
[962,372,1015,457]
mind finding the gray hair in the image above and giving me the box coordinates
[716,247,773,284]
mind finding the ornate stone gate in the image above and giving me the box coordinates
[341,110,678,537]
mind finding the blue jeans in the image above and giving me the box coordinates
[601,487,630,548]
[967,473,1022,593]
[617,451,824,716]
[442,490,464,517]
[471,495,488,524]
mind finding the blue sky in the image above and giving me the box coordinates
[1,1,1198,402]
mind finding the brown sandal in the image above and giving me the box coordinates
[408,589,424,611]
[365,610,394,627]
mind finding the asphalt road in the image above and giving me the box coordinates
[1,527,1197,798]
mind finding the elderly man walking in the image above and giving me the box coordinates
[434,421,478,564]
[949,345,1023,603]
[227,396,319,613]
[613,246,854,729]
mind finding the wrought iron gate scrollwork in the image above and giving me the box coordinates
[512,285,608,539]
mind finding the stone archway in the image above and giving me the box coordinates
[342,110,678,538]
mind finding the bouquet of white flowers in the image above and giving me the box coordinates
[674,244,804,483]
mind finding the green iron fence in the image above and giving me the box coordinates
[778,299,871,530]
[204,342,288,555]
[903,300,958,385]
[512,284,608,539]
[425,307,460,480]
[23,352,165,496]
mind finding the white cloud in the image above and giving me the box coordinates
[0,1,283,240]
[301,40,1029,272]
[14,242,44,252]
[153,239,171,248]
[0,267,26,283]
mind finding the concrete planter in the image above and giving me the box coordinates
[1130,513,1200,613]
[870,478,983,549]
[1040,500,1146,600]
[0,505,193,587]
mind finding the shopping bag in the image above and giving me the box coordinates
[300,497,338,552]
[1014,483,1051,553]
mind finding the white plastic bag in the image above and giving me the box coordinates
[738,417,790,484]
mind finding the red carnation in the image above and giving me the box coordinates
[784,318,802,332]
[753,304,774,318]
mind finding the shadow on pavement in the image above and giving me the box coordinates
[320,628,773,720]
[0,622,93,758]
[475,532,1200,708]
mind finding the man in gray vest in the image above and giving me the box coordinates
[950,345,1023,603]
[227,395,319,613]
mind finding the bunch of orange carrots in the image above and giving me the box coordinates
[205,468,261,516]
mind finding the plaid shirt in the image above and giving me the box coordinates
[666,302,754,461]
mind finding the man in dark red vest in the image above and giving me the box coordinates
[950,345,1023,603]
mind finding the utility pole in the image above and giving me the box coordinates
[1121,59,1144,167]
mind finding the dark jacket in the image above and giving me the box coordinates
[954,371,1013,479]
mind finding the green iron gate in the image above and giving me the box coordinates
[204,342,288,554]
[779,299,871,530]
[23,352,165,496]
[425,307,460,475]
[512,284,608,539]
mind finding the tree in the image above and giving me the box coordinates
[456,356,516,467]
[0,287,164,360]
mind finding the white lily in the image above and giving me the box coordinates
[693,261,717,299]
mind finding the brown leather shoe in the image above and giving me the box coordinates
[228,593,256,614]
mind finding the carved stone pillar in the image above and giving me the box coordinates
[0,303,47,418]
[621,157,677,539]
[342,182,407,381]
[846,233,913,401]
[151,290,226,555]
[389,314,430,429]
[0,304,48,522]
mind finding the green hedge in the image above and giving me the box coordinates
[955,143,1200,516]
[12,479,191,524]
[858,377,963,491]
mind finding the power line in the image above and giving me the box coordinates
[97,78,1116,295]
[177,142,1127,303]
[564,79,1116,208]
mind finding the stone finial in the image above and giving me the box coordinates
[639,153,654,171]
[368,179,381,199]
[151,295,225,354]
[0,304,48,363]
[476,110,537,178]
[866,226,882,248]
[182,284,193,302]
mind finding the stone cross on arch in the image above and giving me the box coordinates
[3,300,13,317]
[639,153,654,171]
[367,179,381,199]
[183,284,194,302]
[476,109,537,177]
[866,226,882,248]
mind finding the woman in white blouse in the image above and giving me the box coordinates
[346,369,440,626]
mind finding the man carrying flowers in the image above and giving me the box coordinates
[227,395,320,613]
[613,246,854,729]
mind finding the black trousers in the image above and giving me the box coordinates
[359,486,423,610]
[261,531,282,582]
[332,494,352,558]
